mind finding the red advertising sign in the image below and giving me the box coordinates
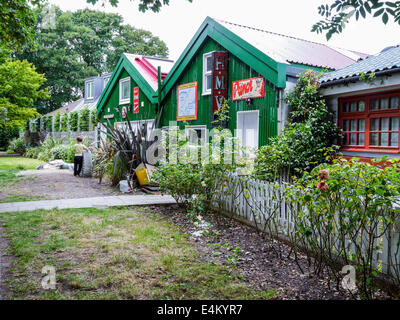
[133,87,139,114]
[232,77,265,101]
[212,51,228,113]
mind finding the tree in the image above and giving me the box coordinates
[87,0,193,12]
[18,6,169,114]
[313,0,400,40]
[0,58,48,130]
[0,0,38,50]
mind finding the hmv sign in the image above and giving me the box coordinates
[211,51,228,115]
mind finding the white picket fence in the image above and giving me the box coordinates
[214,173,400,282]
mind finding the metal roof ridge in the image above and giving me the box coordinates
[214,18,331,47]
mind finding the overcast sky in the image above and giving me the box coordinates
[49,0,400,61]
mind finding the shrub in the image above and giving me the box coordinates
[0,126,19,149]
[7,137,26,154]
[90,110,98,131]
[43,115,53,132]
[253,70,341,180]
[287,157,400,299]
[50,144,75,162]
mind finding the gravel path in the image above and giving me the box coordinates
[1,169,125,201]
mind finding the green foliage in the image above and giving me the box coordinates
[54,112,61,132]
[7,137,26,155]
[68,111,79,132]
[0,58,47,131]
[0,0,38,50]
[0,127,19,149]
[152,128,243,214]
[43,115,53,132]
[288,157,400,298]
[61,113,68,132]
[87,0,193,13]
[312,1,400,40]
[49,144,75,162]
[90,110,98,131]
[79,107,90,132]
[18,5,168,114]
[253,70,341,180]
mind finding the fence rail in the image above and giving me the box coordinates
[214,174,400,282]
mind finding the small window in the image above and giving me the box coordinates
[86,81,94,99]
[202,53,213,95]
[119,77,130,105]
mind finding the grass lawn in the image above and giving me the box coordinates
[0,206,277,300]
[0,157,44,201]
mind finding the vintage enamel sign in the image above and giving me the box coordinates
[133,87,139,114]
[177,82,198,121]
[232,77,265,101]
[212,51,228,113]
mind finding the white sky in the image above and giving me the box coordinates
[49,0,400,61]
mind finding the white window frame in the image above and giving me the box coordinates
[236,110,259,157]
[86,81,94,99]
[185,125,207,144]
[119,77,131,105]
[202,52,213,96]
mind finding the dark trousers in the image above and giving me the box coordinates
[74,156,83,176]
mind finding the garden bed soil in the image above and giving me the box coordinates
[1,169,145,201]
[150,204,359,300]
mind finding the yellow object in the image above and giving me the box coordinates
[136,166,149,186]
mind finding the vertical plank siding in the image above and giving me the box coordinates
[160,37,278,145]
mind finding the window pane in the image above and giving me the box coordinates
[342,120,348,131]
[206,75,212,90]
[350,119,357,131]
[358,101,365,112]
[343,133,348,145]
[391,133,399,147]
[121,81,130,100]
[391,97,399,109]
[342,103,348,113]
[381,98,389,110]
[382,117,389,131]
[350,133,357,145]
[370,133,379,146]
[370,118,379,131]
[381,133,389,146]
[350,102,357,112]
[206,56,212,72]
[358,119,365,131]
[370,99,379,110]
[358,133,365,146]
[391,117,399,131]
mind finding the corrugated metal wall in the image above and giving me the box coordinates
[160,37,278,146]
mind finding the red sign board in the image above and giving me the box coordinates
[133,87,139,114]
[232,77,265,101]
[212,52,228,113]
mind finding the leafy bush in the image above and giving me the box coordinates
[0,126,19,149]
[90,110,98,131]
[287,157,400,299]
[43,115,53,132]
[25,146,40,159]
[50,144,75,162]
[7,137,26,154]
[253,70,341,180]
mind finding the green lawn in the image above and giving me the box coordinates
[0,156,43,190]
[0,206,278,300]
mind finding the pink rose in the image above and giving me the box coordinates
[317,181,329,191]
[318,169,329,180]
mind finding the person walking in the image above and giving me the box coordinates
[74,137,89,177]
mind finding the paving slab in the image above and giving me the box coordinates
[0,195,176,213]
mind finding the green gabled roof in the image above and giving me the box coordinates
[160,17,286,102]
[97,53,158,115]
